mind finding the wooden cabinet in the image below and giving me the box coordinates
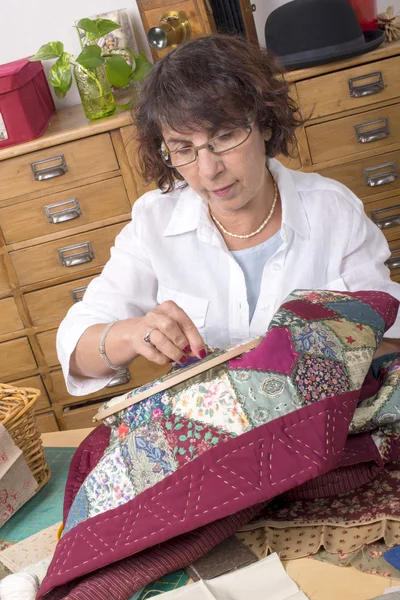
[0,106,165,433]
[287,40,400,283]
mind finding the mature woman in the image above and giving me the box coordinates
[57,34,400,396]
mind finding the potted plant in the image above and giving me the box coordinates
[30,17,152,120]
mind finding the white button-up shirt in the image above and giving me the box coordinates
[57,158,400,395]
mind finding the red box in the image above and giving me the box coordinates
[0,58,55,149]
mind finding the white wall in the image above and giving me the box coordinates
[2,0,400,108]
[254,0,400,47]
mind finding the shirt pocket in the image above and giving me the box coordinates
[321,277,348,292]
[157,285,209,329]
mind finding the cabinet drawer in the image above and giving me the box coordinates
[0,297,23,335]
[387,238,400,282]
[365,194,400,243]
[10,375,51,411]
[307,103,400,165]
[36,410,60,433]
[37,330,58,367]
[296,56,400,120]
[10,222,126,287]
[63,401,104,430]
[0,259,10,296]
[318,150,400,201]
[25,275,95,327]
[0,337,37,379]
[47,358,170,405]
[0,177,130,244]
[0,134,118,202]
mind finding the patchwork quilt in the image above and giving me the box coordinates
[38,290,400,599]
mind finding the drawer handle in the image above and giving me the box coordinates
[364,161,398,187]
[348,71,384,98]
[355,117,389,144]
[386,249,400,270]
[31,155,68,181]
[57,242,94,267]
[106,370,131,387]
[71,285,88,303]
[371,205,400,229]
[44,198,81,224]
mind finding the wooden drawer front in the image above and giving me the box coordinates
[37,330,58,367]
[25,276,95,327]
[63,401,104,430]
[0,297,23,335]
[0,259,10,296]
[36,410,60,433]
[0,134,118,203]
[48,358,169,405]
[307,103,400,165]
[365,194,400,243]
[387,238,400,282]
[10,222,126,287]
[318,150,400,201]
[10,375,51,411]
[0,337,37,379]
[296,56,400,120]
[0,177,131,245]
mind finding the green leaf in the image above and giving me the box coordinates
[188,445,195,454]
[187,430,193,438]
[133,52,153,81]
[175,423,184,430]
[77,18,99,35]
[76,45,104,69]
[211,437,219,445]
[194,432,201,439]
[106,54,132,88]
[178,435,187,442]
[178,448,186,455]
[95,18,121,36]
[165,421,173,431]
[204,431,212,441]
[48,53,72,99]
[30,41,64,61]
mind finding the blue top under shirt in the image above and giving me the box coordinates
[231,230,282,321]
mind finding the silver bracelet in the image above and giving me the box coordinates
[99,320,129,371]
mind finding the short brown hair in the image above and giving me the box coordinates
[133,34,303,192]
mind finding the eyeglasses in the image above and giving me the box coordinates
[160,125,252,168]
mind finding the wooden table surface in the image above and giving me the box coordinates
[41,428,400,600]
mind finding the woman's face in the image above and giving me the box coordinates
[161,123,269,216]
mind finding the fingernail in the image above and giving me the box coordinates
[199,349,207,359]
[179,356,188,363]
[183,345,191,353]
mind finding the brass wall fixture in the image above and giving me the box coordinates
[147,11,191,51]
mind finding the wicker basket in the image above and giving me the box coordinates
[0,383,50,492]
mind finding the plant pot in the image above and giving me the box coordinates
[74,64,116,120]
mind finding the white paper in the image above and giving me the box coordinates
[160,554,309,600]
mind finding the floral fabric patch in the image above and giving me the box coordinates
[172,372,250,435]
[291,321,343,360]
[293,355,350,404]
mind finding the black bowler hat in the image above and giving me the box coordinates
[265,0,385,71]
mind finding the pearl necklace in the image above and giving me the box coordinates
[210,177,278,240]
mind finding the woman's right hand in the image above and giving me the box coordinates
[121,300,207,366]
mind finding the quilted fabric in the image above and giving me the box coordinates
[38,289,399,599]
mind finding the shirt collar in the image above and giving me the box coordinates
[163,158,310,241]
[268,158,310,240]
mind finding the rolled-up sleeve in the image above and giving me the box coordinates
[341,195,400,337]
[56,199,158,395]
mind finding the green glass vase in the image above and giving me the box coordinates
[74,64,116,120]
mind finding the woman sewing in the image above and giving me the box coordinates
[57,34,400,396]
